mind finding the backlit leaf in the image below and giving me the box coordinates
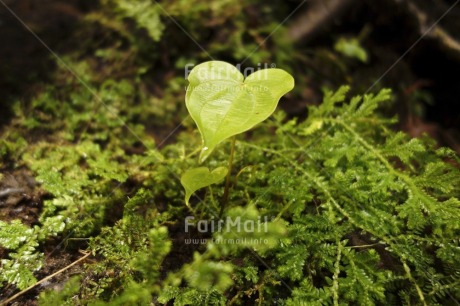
[186,61,294,162]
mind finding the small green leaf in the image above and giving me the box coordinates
[181,167,228,206]
[334,37,368,63]
[183,252,234,292]
[186,61,294,162]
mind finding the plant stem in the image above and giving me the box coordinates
[220,136,236,217]
[0,251,91,306]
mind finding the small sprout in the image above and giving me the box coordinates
[186,61,294,162]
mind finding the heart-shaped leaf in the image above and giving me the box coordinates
[186,61,294,162]
[181,166,228,206]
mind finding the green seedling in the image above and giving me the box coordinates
[181,61,294,210]
[185,61,295,162]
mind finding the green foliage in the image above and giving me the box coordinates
[111,0,164,42]
[82,86,460,304]
[2,75,460,305]
[213,205,287,255]
[182,253,234,292]
[158,287,226,305]
[334,37,368,63]
[181,166,228,207]
[0,216,66,290]
[0,131,27,162]
[38,277,82,306]
[6,1,459,304]
[156,204,286,304]
[0,220,34,249]
[89,0,281,70]
[22,140,130,236]
[253,86,460,305]
[186,61,294,162]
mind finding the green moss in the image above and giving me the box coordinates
[0,1,459,304]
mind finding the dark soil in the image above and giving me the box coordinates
[0,169,42,226]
